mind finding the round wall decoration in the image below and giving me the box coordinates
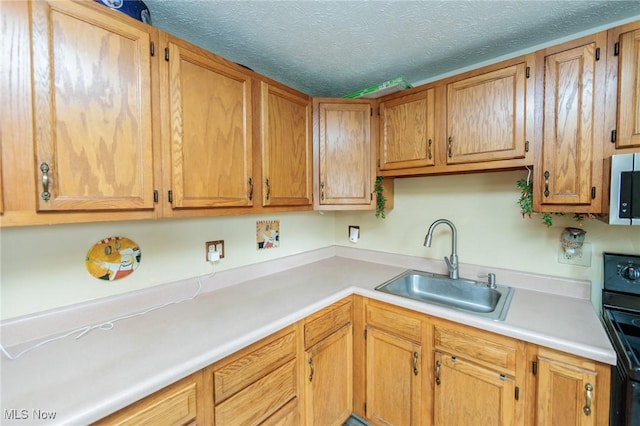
[85,236,141,281]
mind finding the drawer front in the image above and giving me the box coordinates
[214,330,296,403]
[305,300,352,348]
[215,359,297,425]
[434,326,517,375]
[97,378,198,426]
[366,303,422,343]
[261,397,299,426]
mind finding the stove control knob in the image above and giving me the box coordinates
[622,266,640,281]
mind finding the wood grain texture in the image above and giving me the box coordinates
[304,299,352,349]
[304,324,353,426]
[379,88,436,170]
[434,352,515,426]
[617,27,640,149]
[366,302,422,343]
[261,397,299,426]
[260,82,312,207]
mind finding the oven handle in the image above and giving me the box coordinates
[583,383,593,415]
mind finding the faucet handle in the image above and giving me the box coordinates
[479,273,497,288]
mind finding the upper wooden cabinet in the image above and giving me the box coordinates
[446,60,530,165]
[257,82,313,207]
[534,34,607,213]
[31,0,157,212]
[605,21,640,153]
[313,99,376,210]
[379,88,436,171]
[162,35,253,212]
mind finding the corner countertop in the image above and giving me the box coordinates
[0,248,615,425]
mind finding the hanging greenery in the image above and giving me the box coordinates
[374,176,386,219]
[516,179,587,228]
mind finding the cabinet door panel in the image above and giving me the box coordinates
[365,327,421,426]
[168,40,252,208]
[434,352,515,426]
[379,89,436,170]
[617,28,640,149]
[261,83,312,206]
[305,324,353,426]
[31,0,154,211]
[447,63,527,164]
[541,43,597,205]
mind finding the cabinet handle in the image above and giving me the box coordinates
[413,352,419,376]
[435,360,441,385]
[320,182,325,201]
[544,171,550,197]
[308,358,314,382]
[428,139,433,160]
[447,136,453,158]
[40,162,51,201]
[248,177,253,201]
[265,178,271,201]
[583,383,593,415]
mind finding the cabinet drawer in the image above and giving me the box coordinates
[261,397,299,426]
[214,359,297,425]
[434,325,517,375]
[305,300,352,348]
[214,329,296,403]
[366,303,422,343]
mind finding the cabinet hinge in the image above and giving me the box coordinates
[153,190,158,203]
[370,192,373,201]
[595,47,601,61]
[150,41,155,57]
[525,66,530,79]
[592,186,596,200]
[168,190,173,203]
[532,361,537,375]
[164,47,169,62]
[370,106,373,117]
[377,159,381,168]
[614,41,619,56]
[364,403,367,414]
[525,141,529,152]
[378,106,381,115]
[611,129,617,143]
[364,329,368,339]
[515,386,520,401]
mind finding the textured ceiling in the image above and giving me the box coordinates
[143,1,640,97]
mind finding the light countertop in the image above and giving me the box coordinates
[0,248,615,425]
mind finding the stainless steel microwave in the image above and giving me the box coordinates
[607,153,640,225]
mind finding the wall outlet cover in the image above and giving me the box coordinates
[558,242,592,267]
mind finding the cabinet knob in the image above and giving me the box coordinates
[435,360,441,385]
[544,171,550,197]
[413,351,419,376]
[308,358,314,382]
[447,137,453,158]
[428,139,433,160]
[264,178,271,201]
[40,162,51,201]
[248,178,253,201]
[583,383,593,415]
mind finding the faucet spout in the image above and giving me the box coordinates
[424,219,459,280]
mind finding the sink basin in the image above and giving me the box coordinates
[375,270,514,321]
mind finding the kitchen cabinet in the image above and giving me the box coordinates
[364,301,425,426]
[303,299,353,426]
[257,81,313,208]
[532,346,610,426]
[208,325,298,425]
[445,57,532,166]
[313,99,376,210]
[94,371,205,426]
[432,322,523,426]
[161,34,253,213]
[23,0,160,216]
[605,21,640,153]
[378,88,436,171]
[534,33,607,213]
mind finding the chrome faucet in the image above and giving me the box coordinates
[424,219,459,280]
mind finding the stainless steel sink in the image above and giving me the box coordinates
[375,270,514,321]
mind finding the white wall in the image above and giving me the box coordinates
[2,170,639,320]
[334,170,640,307]
[0,211,335,320]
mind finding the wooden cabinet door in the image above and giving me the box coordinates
[446,62,528,164]
[314,99,375,209]
[616,27,640,149]
[535,354,598,426]
[365,327,422,426]
[433,352,516,426]
[305,324,353,426]
[379,89,436,170]
[31,0,156,211]
[259,82,312,207]
[536,35,606,211]
[166,37,253,209]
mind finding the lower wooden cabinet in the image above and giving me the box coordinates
[94,371,205,426]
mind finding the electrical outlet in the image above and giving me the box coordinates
[558,242,592,267]
[205,240,225,260]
